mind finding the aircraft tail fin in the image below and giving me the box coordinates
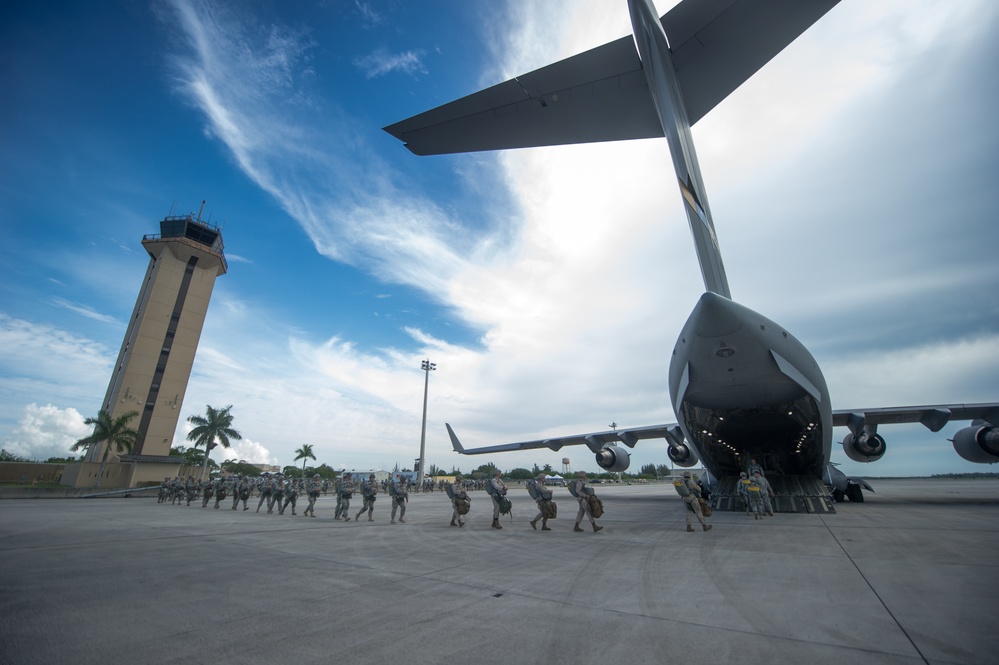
[446,423,466,454]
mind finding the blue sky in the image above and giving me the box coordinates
[1,0,997,478]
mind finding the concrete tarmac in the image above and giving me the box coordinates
[1,479,997,665]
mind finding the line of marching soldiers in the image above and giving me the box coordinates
[156,472,414,522]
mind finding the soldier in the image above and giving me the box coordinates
[256,473,273,513]
[232,475,251,511]
[212,475,228,509]
[746,473,765,519]
[674,470,712,532]
[570,471,602,532]
[390,475,408,524]
[335,473,355,521]
[488,470,508,530]
[158,477,170,503]
[355,474,378,522]
[529,473,555,531]
[753,470,775,516]
[746,458,765,477]
[184,475,197,506]
[449,474,470,527]
[281,480,299,515]
[333,474,344,519]
[736,471,752,516]
[201,476,214,508]
[268,475,286,514]
[304,474,322,517]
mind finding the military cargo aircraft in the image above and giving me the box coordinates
[384,0,998,507]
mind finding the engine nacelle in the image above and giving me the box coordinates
[842,431,886,463]
[952,425,999,463]
[667,443,698,468]
[595,445,630,472]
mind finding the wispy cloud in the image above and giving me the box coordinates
[352,48,426,79]
[49,298,120,325]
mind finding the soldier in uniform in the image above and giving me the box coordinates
[753,470,775,516]
[571,471,602,532]
[489,470,508,530]
[184,476,197,506]
[304,474,322,517]
[256,473,273,513]
[529,473,555,531]
[450,474,470,527]
[201,476,215,508]
[281,479,299,515]
[158,477,170,503]
[736,472,752,516]
[355,474,378,522]
[746,473,765,519]
[335,472,354,521]
[390,475,408,524]
[746,458,765,477]
[212,475,228,509]
[677,470,712,532]
[232,475,251,510]
[268,475,285,514]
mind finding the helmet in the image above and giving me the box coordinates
[682,471,692,478]
[739,472,747,478]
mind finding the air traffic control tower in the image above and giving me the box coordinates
[69,207,227,488]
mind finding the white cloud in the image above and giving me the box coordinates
[2,404,90,461]
[353,49,426,79]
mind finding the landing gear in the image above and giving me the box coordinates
[832,488,845,503]
[845,484,864,503]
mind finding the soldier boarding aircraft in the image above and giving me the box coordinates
[384,0,999,509]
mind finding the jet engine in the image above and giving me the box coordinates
[595,445,630,472]
[667,443,698,468]
[842,431,886,463]
[952,425,999,463]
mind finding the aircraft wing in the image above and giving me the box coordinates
[383,0,841,155]
[832,403,999,433]
[446,422,678,455]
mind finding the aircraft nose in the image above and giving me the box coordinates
[691,292,744,337]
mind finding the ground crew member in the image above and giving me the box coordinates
[677,470,712,532]
[355,474,378,522]
[571,471,602,532]
[753,470,775,516]
[390,475,408,524]
[450,474,469,527]
[529,473,555,531]
[304,474,322,517]
[736,472,752,516]
[489,470,508,529]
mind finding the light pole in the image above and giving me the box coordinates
[418,358,436,490]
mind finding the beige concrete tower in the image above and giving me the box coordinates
[77,207,227,486]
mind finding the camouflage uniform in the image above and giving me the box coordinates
[679,471,711,531]
[201,478,214,508]
[212,476,229,509]
[268,477,285,514]
[571,473,602,532]
[304,475,322,517]
[335,474,354,521]
[529,475,554,531]
[736,472,752,515]
[184,476,197,506]
[232,476,251,510]
[450,476,469,527]
[489,473,507,529]
[256,475,273,513]
[355,475,378,522]
[753,471,775,516]
[390,476,408,524]
[281,481,299,515]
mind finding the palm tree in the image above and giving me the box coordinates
[71,409,140,487]
[294,444,316,480]
[186,405,242,481]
